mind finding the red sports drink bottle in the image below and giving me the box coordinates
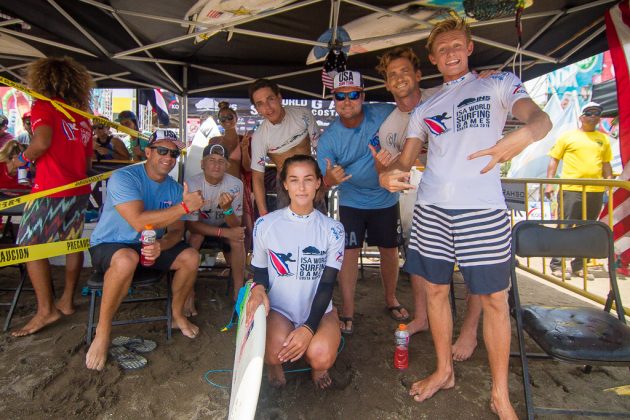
[394,324,409,370]
[140,224,156,267]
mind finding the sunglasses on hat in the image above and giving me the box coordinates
[219,115,234,122]
[583,109,602,117]
[149,146,181,158]
[334,91,361,101]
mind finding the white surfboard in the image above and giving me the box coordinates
[180,116,221,183]
[228,304,267,420]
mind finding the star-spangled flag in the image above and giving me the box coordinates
[601,1,630,274]
[322,49,347,90]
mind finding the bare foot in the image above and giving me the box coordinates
[312,369,332,390]
[267,364,286,388]
[409,370,455,402]
[490,397,518,420]
[172,317,199,338]
[406,318,429,336]
[183,294,198,317]
[55,299,75,316]
[86,334,110,371]
[452,333,477,362]
[11,310,62,337]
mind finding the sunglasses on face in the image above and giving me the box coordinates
[94,125,106,129]
[334,91,362,101]
[583,110,602,117]
[219,114,234,122]
[149,146,181,158]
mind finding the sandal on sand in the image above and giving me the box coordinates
[387,305,410,322]
[339,317,354,336]
[109,346,148,370]
[111,336,157,354]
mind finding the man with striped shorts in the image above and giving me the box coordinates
[379,18,551,419]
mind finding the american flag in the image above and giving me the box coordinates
[205,10,223,19]
[602,1,630,275]
[321,49,347,91]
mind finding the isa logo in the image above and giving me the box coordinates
[424,112,451,136]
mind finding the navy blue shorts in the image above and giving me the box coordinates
[403,205,511,295]
[339,204,402,249]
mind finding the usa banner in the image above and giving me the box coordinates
[603,0,630,275]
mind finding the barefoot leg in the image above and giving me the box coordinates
[265,311,293,387]
[225,238,246,302]
[305,310,341,390]
[481,290,518,420]
[452,292,482,361]
[338,248,360,326]
[12,259,61,337]
[169,248,200,338]
[409,278,455,402]
[55,251,83,315]
[380,246,409,320]
[406,274,428,335]
[183,290,197,317]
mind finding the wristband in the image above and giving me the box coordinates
[180,201,191,214]
[300,324,315,336]
[223,207,234,216]
[18,152,31,165]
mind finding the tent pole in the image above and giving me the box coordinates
[48,0,110,57]
[0,27,96,57]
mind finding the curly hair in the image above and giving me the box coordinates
[376,47,421,79]
[426,17,471,53]
[26,57,93,111]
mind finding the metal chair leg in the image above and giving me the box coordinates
[3,264,26,332]
[86,290,97,345]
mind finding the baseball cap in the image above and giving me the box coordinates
[333,71,363,91]
[22,111,31,120]
[202,143,228,159]
[148,128,185,150]
[117,110,138,123]
[581,101,603,114]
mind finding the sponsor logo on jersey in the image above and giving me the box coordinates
[61,120,77,141]
[369,133,381,152]
[336,250,344,263]
[512,83,527,95]
[253,217,264,237]
[424,112,451,136]
[159,200,173,209]
[257,156,266,167]
[330,224,343,241]
[269,250,295,277]
[302,246,325,255]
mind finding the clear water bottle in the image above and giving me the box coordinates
[140,224,156,267]
[394,324,409,370]
[17,164,30,186]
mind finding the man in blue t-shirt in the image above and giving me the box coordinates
[86,129,204,371]
[317,71,407,335]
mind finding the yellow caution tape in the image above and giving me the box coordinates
[0,237,90,267]
[0,75,149,140]
[0,170,115,211]
[604,385,630,396]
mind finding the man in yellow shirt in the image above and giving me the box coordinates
[545,101,613,279]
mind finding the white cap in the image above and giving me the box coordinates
[149,128,185,150]
[333,71,363,90]
[581,101,603,114]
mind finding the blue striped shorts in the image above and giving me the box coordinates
[403,205,511,295]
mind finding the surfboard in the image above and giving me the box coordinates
[179,116,221,182]
[306,0,532,65]
[184,0,298,43]
[228,303,267,420]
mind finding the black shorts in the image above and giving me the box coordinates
[202,236,231,253]
[339,204,402,249]
[89,241,191,273]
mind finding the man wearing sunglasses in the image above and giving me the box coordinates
[545,101,613,280]
[316,71,406,336]
[248,79,320,216]
[86,129,204,371]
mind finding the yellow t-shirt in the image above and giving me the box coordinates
[548,129,612,192]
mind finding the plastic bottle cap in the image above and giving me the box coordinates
[144,224,153,229]
[399,324,407,330]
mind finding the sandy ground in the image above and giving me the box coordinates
[1,262,630,419]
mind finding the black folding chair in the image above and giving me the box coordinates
[510,220,630,418]
[86,268,173,345]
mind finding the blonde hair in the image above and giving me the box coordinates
[26,57,93,111]
[426,18,472,53]
[0,140,26,163]
[376,47,420,79]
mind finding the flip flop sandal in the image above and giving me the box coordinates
[111,336,157,354]
[387,305,410,322]
[339,316,354,336]
[109,346,148,370]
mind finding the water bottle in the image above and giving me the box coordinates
[140,224,156,267]
[394,324,409,370]
[17,164,30,185]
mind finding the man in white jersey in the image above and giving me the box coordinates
[379,19,551,418]
[374,48,495,360]
[185,143,246,305]
[248,79,320,215]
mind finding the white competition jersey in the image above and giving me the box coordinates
[407,72,530,209]
[251,106,319,172]
[251,207,345,326]
[379,86,440,156]
[184,172,243,225]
